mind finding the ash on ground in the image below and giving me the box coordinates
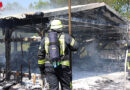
[0,58,130,90]
[72,56,130,90]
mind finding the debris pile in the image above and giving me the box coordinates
[0,72,43,90]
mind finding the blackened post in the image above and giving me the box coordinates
[2,69,5,78]
[16,72,20,83]
[20,35,23,57]
[5,28,12,81]
[20,64,23,84]
[28,60,31,80]
[14,32,17,52]
[0,67,2,78]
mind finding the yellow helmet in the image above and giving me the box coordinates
[50,20,63,30]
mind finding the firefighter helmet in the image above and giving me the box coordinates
[50,20,63,32]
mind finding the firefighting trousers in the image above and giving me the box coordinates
[43,63,72,90]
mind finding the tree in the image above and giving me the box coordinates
[29,3,34,9]
[50,0,130,19]
[49,0,67,8]
[97,0,130,19]
[29,0,130,19]
[29,0,49,9]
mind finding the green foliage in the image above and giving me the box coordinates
[29,3,34,9]
[98,0,130,19]
[50,0,67,7]
[50,0,129,19]
[29,0,49,9]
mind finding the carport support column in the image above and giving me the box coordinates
[68,0,72,69]
[5,28,12,81]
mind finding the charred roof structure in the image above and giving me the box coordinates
[0,2,127,29]
[0,2,128,80]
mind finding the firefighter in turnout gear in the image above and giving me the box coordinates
[127,50,130,78]
[123,41,130,80]
[127,24,130,79]
[38,20,79,90]
[127,41,130,79]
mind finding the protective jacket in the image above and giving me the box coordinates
[38,32,78,90]
[123,42,130,76]
[38,32,78,69]
[127,50,130,74]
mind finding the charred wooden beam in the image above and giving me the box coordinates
[0,17,49,29]
[0,37,41,43]
[16,71,20,83]
[28,60,31,80]
[5,28,12,81]
[0,78,5,83]
[0,67,2,78]
[13,32,18,53]
[3,69,5,78]
[20,64,23,84]
[3,83,17,90]
[20,35,24,57]
[0,70,41,80]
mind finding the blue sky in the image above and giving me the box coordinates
[1,0,49,8]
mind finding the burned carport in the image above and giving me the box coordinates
[0,2,129,89]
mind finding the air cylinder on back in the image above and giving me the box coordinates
[48,31,60,60]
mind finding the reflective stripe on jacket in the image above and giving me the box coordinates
[127,52,130,70]
[38,32,79,66]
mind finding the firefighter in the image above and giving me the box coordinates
[127,42,130,79]
[38,20,78,90]
[127,51,130,79]
[123,41,130,80]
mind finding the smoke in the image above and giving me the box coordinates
[71,17,125,80]
[0,55,5,68]
[0,1,126,84]
[72,39,124,80]
[0,0,99,18]
[9,32,40,73]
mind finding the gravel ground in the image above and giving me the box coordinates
[73,72,130,90]
[72,57,130,90]
[0,58,130,90]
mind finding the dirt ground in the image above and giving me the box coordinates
[0,58,130,90]
[0,72,130,90]
[73,72,130,90]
